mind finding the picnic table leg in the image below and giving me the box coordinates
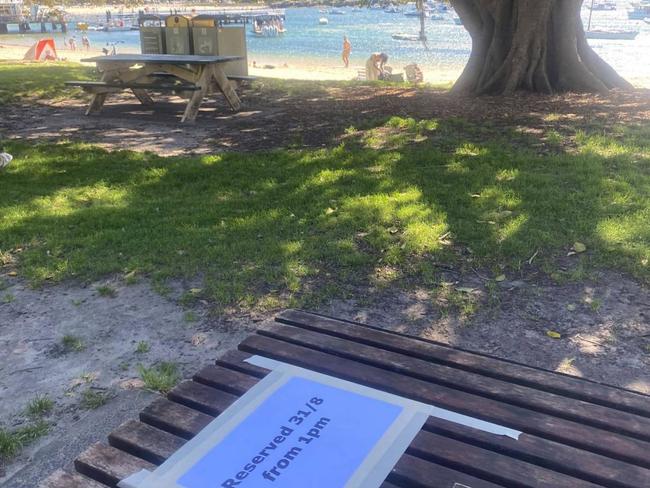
[86,68,120,115]
[131,88,155,106]
[211,65,241,112]
[86,92,108,116]
[181,66,211,123]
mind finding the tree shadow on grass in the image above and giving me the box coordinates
[0,116,648,309]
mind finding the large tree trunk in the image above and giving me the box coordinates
[449,0,633,95]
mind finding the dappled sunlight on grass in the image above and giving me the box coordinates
[0,62,93,104]
[1,114,649,307]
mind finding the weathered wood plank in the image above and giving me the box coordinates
[108,420,185,465]
[409,430,598,488]
[131,88,155,106]
[82,54,242,65]
[389,454,504,488]
[39,469,109,488]
[239,334,650,468]
[181,65,211,123]
[211,64,241,112]
[140,397,212,440]
[141,397,214,437]
[74,442,154,487]
[423,416,650,488]
[168,380,238,416]
[215,349,268,377]
[259,324,650,441]
[193,364,259,395]
[276,310,650,417]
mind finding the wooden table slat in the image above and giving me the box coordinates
[410,430,599,488]
[259,323,650,441]
[193,364,259,395]
[239,334,650,468]
[276,310,650,417]
[215,349,269,377]
[81,54,243,65]
[170,354,650,488]
[168,380,238,416]
[39,469,109,488]
[140,397,212,440]
[423,416,650,488]
[390,454,505,488]
[108,420,185,465]
[74,442,155,487]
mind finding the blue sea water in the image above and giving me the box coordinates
[5,6,650,84]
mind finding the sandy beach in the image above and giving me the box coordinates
[0,40,462,83]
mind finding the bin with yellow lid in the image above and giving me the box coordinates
[164,15,192,54]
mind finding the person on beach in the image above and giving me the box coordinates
[81,34,90,51]
[365,52,388,80]
[69,37,76,51]
[342,36,351,68]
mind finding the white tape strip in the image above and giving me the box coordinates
[245,354,522,440]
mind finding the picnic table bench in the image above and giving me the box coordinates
[41,310,650,488]
[68,54,250,123]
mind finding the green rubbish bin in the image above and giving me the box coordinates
[138,15,165,54]
[192,15,218,55]
[216,25,248,76]
[165,15,192,55]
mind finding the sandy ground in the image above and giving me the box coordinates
[0,42,461,83]
[0,276,258,487]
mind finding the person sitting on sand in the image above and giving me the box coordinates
[365,52,388,81]
[342,36,351,68]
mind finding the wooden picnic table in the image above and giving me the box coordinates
[72,54,245,123]
[41,310,650,488]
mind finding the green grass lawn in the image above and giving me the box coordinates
[0,61,93,104]
[1,121,648,307]
[0,62,648,308]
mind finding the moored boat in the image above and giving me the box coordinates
[586,29,639,39]
[404,9,430,17]
[392,32,421,41]
[628,1,650,19]
[589,0,616,10]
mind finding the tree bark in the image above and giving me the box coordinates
[449,0,634,95]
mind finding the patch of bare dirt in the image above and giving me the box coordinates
[326,268,650,394]
[1,82,649,155]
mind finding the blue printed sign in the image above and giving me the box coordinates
[177,376,403,488]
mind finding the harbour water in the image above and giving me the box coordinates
[3,6,650,85]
